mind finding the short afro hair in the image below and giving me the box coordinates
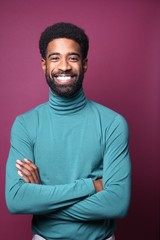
[39,22,89,60]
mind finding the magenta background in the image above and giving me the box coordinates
[0,0,159,239]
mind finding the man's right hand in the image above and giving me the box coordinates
[93,179,103,192]
[16,159,103,193]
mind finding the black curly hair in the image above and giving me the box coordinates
[39,22,89,60]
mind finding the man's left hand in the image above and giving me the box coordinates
[16,158,40,184]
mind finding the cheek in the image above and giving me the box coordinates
[46,65,55,75]
[73,64,83,74]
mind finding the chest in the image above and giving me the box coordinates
[33,113,104,184]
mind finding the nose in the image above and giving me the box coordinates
[58,58,71,71]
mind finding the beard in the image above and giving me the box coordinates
[45,69,84,98]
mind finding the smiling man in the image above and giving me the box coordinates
[6,22,131,240]
[43,37,87,97]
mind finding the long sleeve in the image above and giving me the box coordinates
[5,91,131,239]
[47,115,131,221]
[5,117,95,215]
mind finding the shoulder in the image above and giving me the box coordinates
[16,102,47,120]
[87,99,129,131]
[88,100,116,115]
[11,102,48,134]
[87,99,126,121]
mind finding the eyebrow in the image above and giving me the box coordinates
[48,52,81,59]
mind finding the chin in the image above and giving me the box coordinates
[52,84,82,98]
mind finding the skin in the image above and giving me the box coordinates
[16,38,103,192]
[42,38,88,97]
[16,159,40,184]
[16,158,103,192]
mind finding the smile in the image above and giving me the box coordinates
[57,76,72,82]
[53,74,77,84]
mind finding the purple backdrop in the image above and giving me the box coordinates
[0,0,159,239]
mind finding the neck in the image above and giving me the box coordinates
[48,88,87,115]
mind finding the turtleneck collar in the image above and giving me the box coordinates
[48,88,87,115]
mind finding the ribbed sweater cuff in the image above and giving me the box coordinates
[83,178,95,196]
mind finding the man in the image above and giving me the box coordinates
[6,22,131,240]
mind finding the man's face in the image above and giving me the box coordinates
[42,38,88,97]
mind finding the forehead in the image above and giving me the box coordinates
[46,38,81,56]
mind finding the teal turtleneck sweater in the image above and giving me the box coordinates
[6,88,131,240]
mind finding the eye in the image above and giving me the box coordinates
[68,56,79,62]
[50,57,60,62]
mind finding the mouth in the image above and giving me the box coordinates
[53,74,77,84]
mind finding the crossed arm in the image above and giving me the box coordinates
[6,114,131,220]
[16,158,103,192]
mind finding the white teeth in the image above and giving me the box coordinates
[57,76,71,81]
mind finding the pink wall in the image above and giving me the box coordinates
[0,0,159,239]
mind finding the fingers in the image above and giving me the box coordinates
[93,178,103,192]
[17,169,31,183]
[24,158,40,180]
[16,159,40,184]
[16,159,40,183]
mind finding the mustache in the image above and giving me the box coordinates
[51,70,78,78]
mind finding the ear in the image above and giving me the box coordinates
[41,58,46,74]
[83,58,88,73]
